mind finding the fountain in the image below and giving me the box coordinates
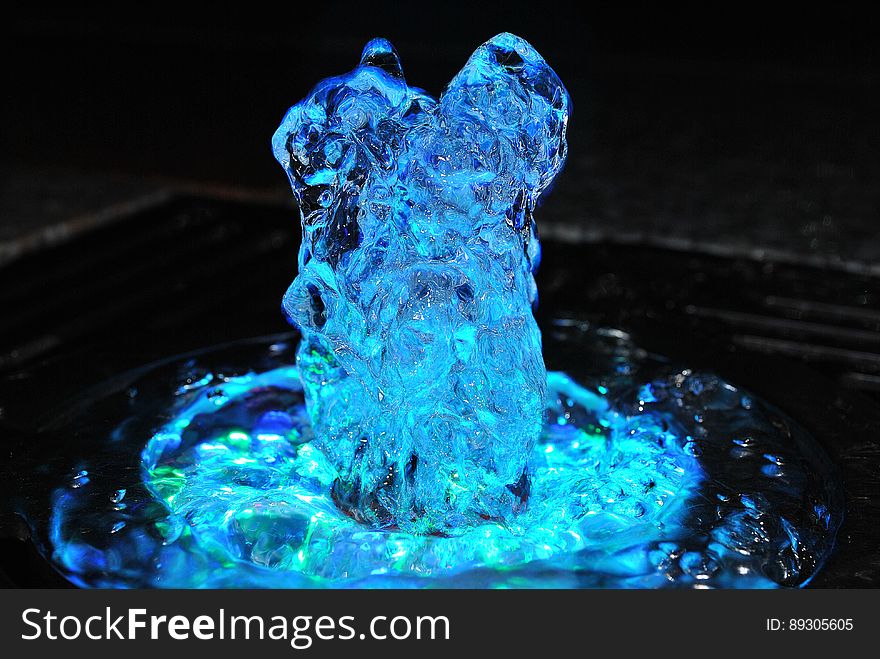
[11,34,844,588]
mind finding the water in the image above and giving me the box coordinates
[272,34,569,532]
[20,325,841,588]
[6,34,843,588]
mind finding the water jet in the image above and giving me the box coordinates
[2,35,845,588]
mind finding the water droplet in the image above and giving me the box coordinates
[70,470,90,488]
[684,441,702,457]
[761,464,785,478]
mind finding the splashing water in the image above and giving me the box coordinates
[26,35,843,588]
[42,329,840,587]
[273,34,567,533]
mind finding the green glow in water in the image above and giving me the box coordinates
[44,330,842,588]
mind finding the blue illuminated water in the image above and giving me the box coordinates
[28,35,843,588]
[273,34,567,533]
[42,327,842,588]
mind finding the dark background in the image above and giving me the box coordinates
[2,4,878,265]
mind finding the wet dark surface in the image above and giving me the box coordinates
[0,197,877,587]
